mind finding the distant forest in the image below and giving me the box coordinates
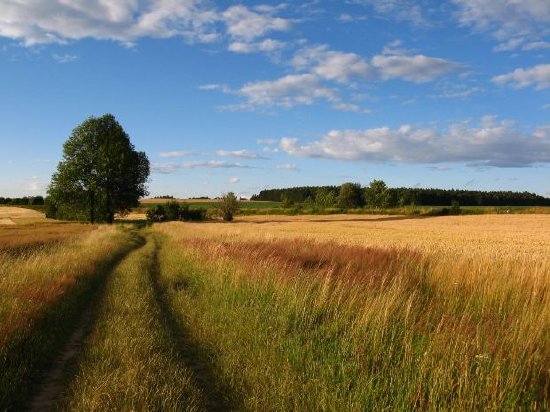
[0,196,44,206]
[251,186,550,207]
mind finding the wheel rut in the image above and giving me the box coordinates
[149,236,238,412]
[26,233,146,412]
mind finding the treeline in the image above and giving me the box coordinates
[251,183,550,207]
[0,196,45,206]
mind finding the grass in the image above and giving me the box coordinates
[0,212,547,409]
[0,224,140,410]
[60,232,206,411]
[153,216,549,410]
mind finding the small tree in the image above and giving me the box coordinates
[219,192,239,221]
[338,182,365,209]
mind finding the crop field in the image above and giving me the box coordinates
[0,209,548,410]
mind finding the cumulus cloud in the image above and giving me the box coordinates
[237,73,337,108]
[292,44,460,84]
[0,1,290,52]
[0,0,219,46]
[215,149,266,159]
[228,176,240,184]
[453,0,550,52]
[227,38,285,54]
[492,64,550,90]
[221,4,291,42]
[280,116,550,167]
[292,45,372,83]
[371,48,461,83]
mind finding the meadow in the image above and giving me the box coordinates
[0,207,548,410]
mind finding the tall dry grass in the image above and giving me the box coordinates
[0,225,139,410]
[155,215,549,410]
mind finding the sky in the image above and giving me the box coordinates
[0,0,549,199]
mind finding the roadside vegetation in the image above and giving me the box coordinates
[0,224,139,410]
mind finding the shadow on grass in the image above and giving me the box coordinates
[149,237,239,412]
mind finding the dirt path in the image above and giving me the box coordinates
[25,234,145,412]
[27,308,94,412]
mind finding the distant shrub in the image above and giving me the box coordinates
[219,192,239,221]
[146,202,207,223]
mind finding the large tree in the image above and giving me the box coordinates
[47,114,149,223]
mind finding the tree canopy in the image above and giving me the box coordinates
[47,114,149,223]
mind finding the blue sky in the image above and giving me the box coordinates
[0,0,549,198]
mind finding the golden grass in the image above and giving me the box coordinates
[0,206,44,219]
[175,214,550,260]
[154,214,550,409]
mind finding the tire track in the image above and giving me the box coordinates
[26,232,145,412]
[149,235,238,412]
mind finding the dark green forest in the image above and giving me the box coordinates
[251,184,550,207]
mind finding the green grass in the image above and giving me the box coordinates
[60,232,206,411]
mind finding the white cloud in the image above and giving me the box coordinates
[256,138,277,145]
[198,83,231,92]
[453,0,550,52]
[0,0,219,46]
[52,53,78,63]
[228,38,285,54]
[371,49,461,83]
[492,64,550,90]
[292,44,460,84]
[522,41,550,51]
[280,116,550,167]
[350,0,429,27]
[152,160,254,173]
[158,150,192,158]
[216,149,266,159]
[228,176,240,184]
[221,4,291,42]
[238,73,337,108]
[275,163,296,170]
[292,45,372,83]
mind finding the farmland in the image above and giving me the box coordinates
[0,207,548,410]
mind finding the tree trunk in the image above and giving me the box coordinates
[89,191,95,224]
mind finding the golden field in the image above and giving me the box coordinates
[0,210,548,410]
[153,213,549,410]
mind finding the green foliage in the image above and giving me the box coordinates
[315,188,337,208]
[219,192,239,221]
[281,194,294,208]
[365,179,390,208]
[146,202,207,223]
[0,196,44,206]
[253,185,550,208]
[338,182,365,209]
[47,114,150,223]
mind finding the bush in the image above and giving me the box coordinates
[219,192,239,221]
[146,203,207,223]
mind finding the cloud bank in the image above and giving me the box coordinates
[280,116,550,167]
